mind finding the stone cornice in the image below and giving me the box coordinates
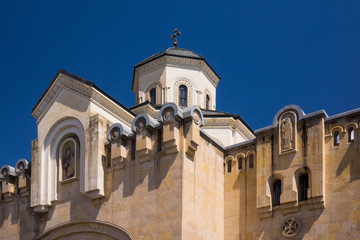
[32,74,134,125]
[133,56,220,92]
[130,104,159,120]
[203,117,255,140]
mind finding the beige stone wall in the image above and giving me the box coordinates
[182,128,224,240]
[36,129,183,239]
[224,112,360,239]
[0,184,35,239]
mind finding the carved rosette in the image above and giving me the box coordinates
[279,111,297,154]
[281,216,301,238]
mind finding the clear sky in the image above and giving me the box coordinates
[0,1,359,168]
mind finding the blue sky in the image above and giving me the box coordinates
[1,1,359,167]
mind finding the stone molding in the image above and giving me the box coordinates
[37,220,133,240]
[15,158,30,173]
[107,123,133,141]
[131,113,160,132]
[32,74,134,126]
[203,117,255,140]
[134,55,220,89]
[144,82,162,104]
[173,79,193,107]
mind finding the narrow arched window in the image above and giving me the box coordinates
[273,179,282,206]
[227,160,232,173]
[249,154,254,169]
[348,128,354,142]
[238,157,243,171]
[334,131,340,146]
[299,173,308,201]
[206,94,210,110]
[150,88,156,105]
[179,85,188,107]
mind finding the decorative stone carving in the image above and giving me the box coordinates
[145,82,162,105]
[174,79,193,107]
[163,108,174,122]
[111,127,121,140]
[193,111,201,125]
[282,117,293,150]
[279,112,297,153]
[281,216,301,238]
[136,119,146,131]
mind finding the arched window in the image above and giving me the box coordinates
[238,157,243,171]
[206,94,210,110]
[249,154,254,169]
[179,85,188,107]
[273,179,282,206]
[299,173,309,201]
[348,128,355,142]
[334,131,340,146]
[227,160,232,173]
[150,88,156,105]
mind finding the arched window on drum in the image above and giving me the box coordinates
[179,85,188,107]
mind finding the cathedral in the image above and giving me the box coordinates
[0,39,359,239]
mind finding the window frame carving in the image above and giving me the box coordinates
[174,79,192,107]
[145,83,162,105]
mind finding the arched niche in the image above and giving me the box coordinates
[278,111,298,154]
[39,117,86,206]
[203,89,212,110]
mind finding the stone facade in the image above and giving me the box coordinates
[0,48,359,239]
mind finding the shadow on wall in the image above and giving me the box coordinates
[264,207,324,239]
[41,151,178,225]
[336,139,360,183]
[0,181,36,240]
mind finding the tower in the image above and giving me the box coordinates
[132,47,220,110]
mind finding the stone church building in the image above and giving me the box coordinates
[0,46,359,239]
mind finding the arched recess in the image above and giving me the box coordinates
[225,155,234,173]
[203,89,212,110]
[345,122,358,142]
[246,150,256,169]
[173,79,193,107]
[36,220,133,240]
[235,153,245,171]
[330,126,344,135]
[40,117,86,205]
[145,82,162,105]
[293,167,312,201]
[268,173,284,206]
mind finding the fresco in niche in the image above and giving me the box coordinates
[280,112,296,153]
[62,141,75,180]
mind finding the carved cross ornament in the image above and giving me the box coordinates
[281,217,301,238]
[171,29,181,47]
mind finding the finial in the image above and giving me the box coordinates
[171,29,181,47]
